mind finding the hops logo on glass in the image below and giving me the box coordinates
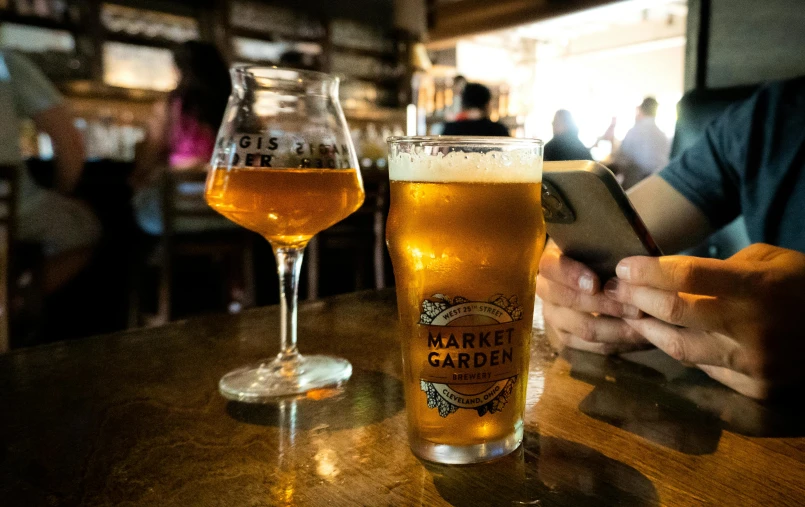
[417,293,524,418]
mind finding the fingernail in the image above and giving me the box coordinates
[603,278,619,297]
[622,304,641,318]
[578,274,594,293]
[616,262,630,280]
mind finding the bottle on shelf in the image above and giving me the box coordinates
[32,0,49,18]
[376,126,393,169]
[359,123,384,168]
[119,110,145,161]
[50,0,66,21]
[14,0,33,16]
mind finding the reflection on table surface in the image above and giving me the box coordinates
[0,289,803,506]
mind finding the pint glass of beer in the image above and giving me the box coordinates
[386,137,546,464]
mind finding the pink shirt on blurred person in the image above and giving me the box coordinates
[168,98,216,168]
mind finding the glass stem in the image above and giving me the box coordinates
[274,245,305,364]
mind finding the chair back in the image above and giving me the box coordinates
[147,167,254,325]
[161,169,219,236]
[0,165,17,352]
[305,168,389,299]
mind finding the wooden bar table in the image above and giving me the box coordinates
[1,290,804,506]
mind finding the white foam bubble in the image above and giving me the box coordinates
[388,150,542,183]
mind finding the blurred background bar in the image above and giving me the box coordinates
[0,0,803,349]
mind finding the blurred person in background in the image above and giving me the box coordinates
[537,78,805,400]
[449,75,468,121]
[442,83,509,136]
[544,109,593,162]
[278,50,320,70]
[279,50,306,68]
[129,41,231,235]
[610,97,671,189]
[0,50,99,294]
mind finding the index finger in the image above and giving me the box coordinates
[539,241,601,295]
[616,255,757,296]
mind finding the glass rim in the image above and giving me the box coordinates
[231,64,337,83]
[387,136,543,147]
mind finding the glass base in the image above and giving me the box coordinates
[219,354,352,402]
[410,424,523,464]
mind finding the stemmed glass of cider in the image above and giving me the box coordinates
[206,66,364,402]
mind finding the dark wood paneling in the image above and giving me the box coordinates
[428,0,618,45]
[244,0,395,29]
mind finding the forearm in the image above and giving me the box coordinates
[33,104,86,194]
[627,175,713,254]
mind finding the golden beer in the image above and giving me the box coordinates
[206,167,365,247]
[386,139,545,464]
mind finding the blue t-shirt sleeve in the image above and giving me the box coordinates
[4,51,62,117]
[659,95,756,230]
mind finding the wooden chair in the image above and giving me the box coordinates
[306,168,389,299]
[0,165,14,352]
[130,169,256,326]
[0,165,45,351]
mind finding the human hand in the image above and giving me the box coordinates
[599,116,617,143]
[537,241,651,355]
[604,243,805,399]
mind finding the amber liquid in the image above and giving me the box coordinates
[386,180,546,450]
[206,168,365,247]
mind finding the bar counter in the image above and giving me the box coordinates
[1,290,804,506]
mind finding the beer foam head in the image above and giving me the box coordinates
[388,148,542,183]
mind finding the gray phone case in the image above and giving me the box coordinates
[542,161,662,281]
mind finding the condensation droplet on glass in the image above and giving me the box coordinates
[502,154,512,166]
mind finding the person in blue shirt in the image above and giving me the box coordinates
[537,77,805,400]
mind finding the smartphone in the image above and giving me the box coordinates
[541,161,662,280]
